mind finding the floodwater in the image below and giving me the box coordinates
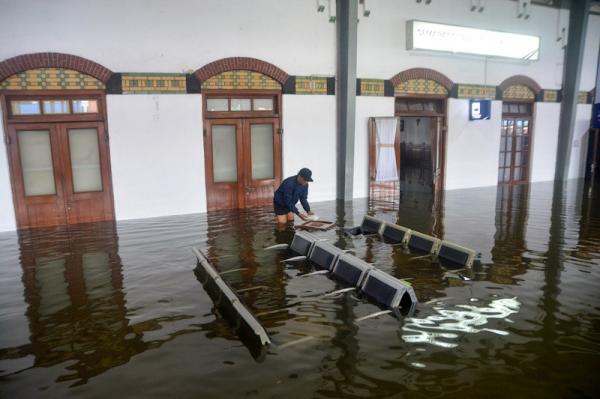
[1,180,599,398]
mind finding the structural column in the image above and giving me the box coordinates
[336,0,358,200]
[555,0,591,181]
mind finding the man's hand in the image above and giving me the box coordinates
[307,211,315,216]
[298,213,309,221]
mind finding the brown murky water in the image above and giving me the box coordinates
[1,180,599,398]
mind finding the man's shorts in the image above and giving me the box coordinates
[273,201,291,216]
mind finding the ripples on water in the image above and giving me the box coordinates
[0,180,599,398]
[401,297,521,348]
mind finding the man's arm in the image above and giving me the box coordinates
[300,185,311,213]
[283,180,299,214]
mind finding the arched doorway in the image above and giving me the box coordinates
[0,53,115,229]
[498,75,541,185]
[194,58,288,211]
[370,68,451,205]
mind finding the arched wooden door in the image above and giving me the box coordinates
[201,87,283,212]
[2,91,114,229]
[203,113,282,211]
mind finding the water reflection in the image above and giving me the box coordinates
[0,223,199,386]
[489,184,530,284]
[401,297,521,348]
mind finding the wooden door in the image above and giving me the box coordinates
[204,119,244,210]
[60,122,114,224]
[430,117,444,191]
[498,117,531,184]
[6,122,114,229]
[242,118,281,208]
[7,124,68,228]
[204,118,281,211]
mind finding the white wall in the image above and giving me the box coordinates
[0,109,16,232]
[282,95,336,203]
[446,99,502,190]
[353,96,395,199]
[530,102,560,182]
[580,14,600,91]
[568,104,593,179]
[0,0,336,76]
[357,0,567,88]
[107,94,207,220]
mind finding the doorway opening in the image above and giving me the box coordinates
[368,98,446,208]
[585,126,599,183]
[498,102,533,185]
[2,92,114,229]
[203,91,282,211]
[397,98,446,201]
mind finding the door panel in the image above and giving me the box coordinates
[204,118,281,211]
[8,124,67,229]
[204,119,244,211]
[243,118,281,208]
[498,117,531,184]
[7,122,114,229]
[212,125,239,183]
[431,117,444,191]
[250,124,274,180]
[18,130,57,196]
[62,123,114,225]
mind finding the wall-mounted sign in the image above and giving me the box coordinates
[469,99,491,121]
[407,20,540,61]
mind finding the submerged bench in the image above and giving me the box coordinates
[437,241,477,268]
[407,230,441,254]
[330,253,373,287]
[192,247,271,355]
[346,215,477,268]
[381,223,411,245]
[344,215,384,236]
[361,269,417,310]
[290,231,319,256]
[288,233,419,312]
[308,241,345,270]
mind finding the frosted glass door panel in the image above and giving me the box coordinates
[17,130,56,196]
[68,128,103,192]
[212,125,238,182]
[250,124,274,180]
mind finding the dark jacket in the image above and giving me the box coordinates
[273,175,310,214]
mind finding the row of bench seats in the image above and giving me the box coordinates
[346,215,477,268]
[290,232,417,310]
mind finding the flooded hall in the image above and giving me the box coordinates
[1,0,600,398]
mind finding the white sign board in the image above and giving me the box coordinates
[407,20,540,61]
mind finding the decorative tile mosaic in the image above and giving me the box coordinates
[578,91,589,104]
[456,84,497,99]
[0,68,105,90]
[295,76,328,94]
[395,79,448,96]
[201,70,280,90]
[542,90,559,102]
[360,79,385,96]
[122,73,186,94]
[503,84,535,100]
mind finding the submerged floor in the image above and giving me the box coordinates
[0,180,599,398]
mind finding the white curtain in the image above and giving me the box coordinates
[375,118,399,182]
